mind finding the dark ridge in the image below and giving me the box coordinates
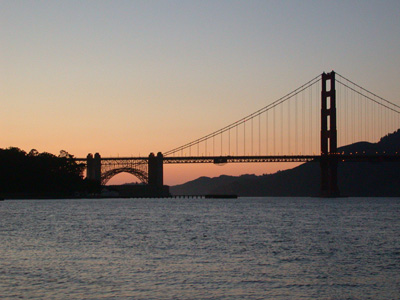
[170,130,400,197]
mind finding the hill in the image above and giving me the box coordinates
[170,130,400,197]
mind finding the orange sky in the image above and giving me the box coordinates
[107,162,303,186]
[2,2,400,186]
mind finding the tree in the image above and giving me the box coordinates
[0,147,86,197]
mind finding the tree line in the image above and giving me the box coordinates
[0,147,97,198]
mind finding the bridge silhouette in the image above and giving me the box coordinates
[75,71,400,197]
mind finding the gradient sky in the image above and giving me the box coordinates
[2,1,400,185]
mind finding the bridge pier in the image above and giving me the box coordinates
[320,157,339,197]
[320,71,340,197]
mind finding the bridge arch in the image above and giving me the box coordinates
[101,167,148,185]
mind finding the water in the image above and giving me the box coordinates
[1,197,399,299]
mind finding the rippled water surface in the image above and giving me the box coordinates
[1,197,399,299]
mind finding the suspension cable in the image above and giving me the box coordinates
[164,74,321,156]
[336,80,400,114]
[336,73,400,109]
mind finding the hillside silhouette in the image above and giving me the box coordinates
[170,130,400,197]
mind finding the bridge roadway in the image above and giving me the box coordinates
[75,154,400,164]
[74,153,400,197]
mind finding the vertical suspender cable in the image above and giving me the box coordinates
[372,95,375,142]
[236,124,238,156]
[265,112,268,155]
[307,86,312,155]
[221,130,223,156]
[363,88,366,141]
[294,94,298,155]
[213,135,215,156]
[366,94,368,141]
[244,121,246,155]
[386,106,389,136]
[345,82,347,145]
[352,83,355,144]
[259,114,261,155]
[380,95,383,140]
[317,81,320,154]
[288,98,291,154]
[360,87,363,142]
[228,128,230,155]
[302,89,305,154]
[273,108,276,155]
[251,117,254,155]
[281,102,283,154]
[310,84,313,153]
[338,80,341,147]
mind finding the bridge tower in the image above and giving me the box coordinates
[86,153,102,184]
[148,152,164,191]
[320,71,340,197]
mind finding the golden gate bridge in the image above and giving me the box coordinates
[75,71,400,197]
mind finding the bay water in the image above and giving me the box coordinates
[1,197,399,299]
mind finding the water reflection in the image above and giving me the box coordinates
[1,198,399,299]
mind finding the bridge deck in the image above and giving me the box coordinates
[75,154,400,164]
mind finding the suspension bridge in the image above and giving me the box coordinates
[75,71,400,197]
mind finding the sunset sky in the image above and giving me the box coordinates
[2,1,400,185]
